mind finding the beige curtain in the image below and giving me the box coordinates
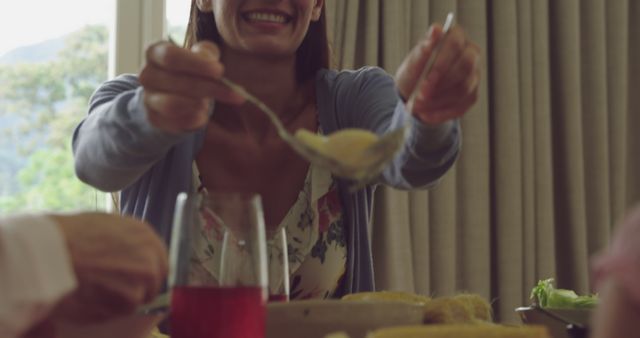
[326,0,639,322]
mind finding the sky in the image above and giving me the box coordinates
[0,0,189,57]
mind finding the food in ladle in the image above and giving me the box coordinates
[294,129,381,168]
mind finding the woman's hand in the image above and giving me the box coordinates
[50,213,168,323]
[395,23,481,125]
[140,40,245,134]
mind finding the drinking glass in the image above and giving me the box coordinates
[169,192,268,338]
[267,227,290,302]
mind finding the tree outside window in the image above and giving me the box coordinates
[0,24,109,212]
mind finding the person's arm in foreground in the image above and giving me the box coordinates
[0,213,168,338]
[591,205,640,338]
[0,214,75,338]
[591,278,640,338]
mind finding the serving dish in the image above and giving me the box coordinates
[267,300,425,338]
[516,306,590,338]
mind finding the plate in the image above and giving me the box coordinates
[54,299,423,338]
[56,313,166,338]
[267,300,425,338]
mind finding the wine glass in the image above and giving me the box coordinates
[169,192,268,338]
[267,227,290,302]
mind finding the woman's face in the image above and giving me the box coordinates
[199,0,323,57]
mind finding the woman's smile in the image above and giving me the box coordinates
[211,0,323,56]
[241,9,294,32]
[243,10,292,24]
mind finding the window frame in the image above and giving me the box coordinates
[106,0,166,212]
[111,0,166,77]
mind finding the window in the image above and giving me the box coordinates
[0,0,187,213]
[166,0,190,46]
[0,0,114,212]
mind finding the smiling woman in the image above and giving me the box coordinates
[72,0,479,303]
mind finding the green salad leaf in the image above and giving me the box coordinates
[530,278,598,309]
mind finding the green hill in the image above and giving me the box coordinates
[0,36,66,65]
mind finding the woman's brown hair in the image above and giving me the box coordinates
[184,1,331,83]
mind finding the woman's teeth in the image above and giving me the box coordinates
[246,12,288,24]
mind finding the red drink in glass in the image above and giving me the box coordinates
[267,294,288,302]
[171,286,265,338]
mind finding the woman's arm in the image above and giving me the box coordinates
[327,66,460,189]
[73,41,242,193]
[72,74,186,192]
[328,21,478,189]
[384,105,461,189]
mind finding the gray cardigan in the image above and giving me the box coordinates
[72,67,461,294]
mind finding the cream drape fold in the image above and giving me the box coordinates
[326,0,637,322]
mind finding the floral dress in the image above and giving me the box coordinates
[190,159,347,299]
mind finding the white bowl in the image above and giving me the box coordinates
[56,313,166,338]
[266,300,424,338]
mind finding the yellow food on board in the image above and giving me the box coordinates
[453,293,493,322]
[423,294,494,324]
[344,291,494,325]
[367,324,550,338]
[294,129,380,167]
[342,291,431,305]
[423,297,476,324]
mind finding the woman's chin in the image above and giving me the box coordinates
[240,41,297,59]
